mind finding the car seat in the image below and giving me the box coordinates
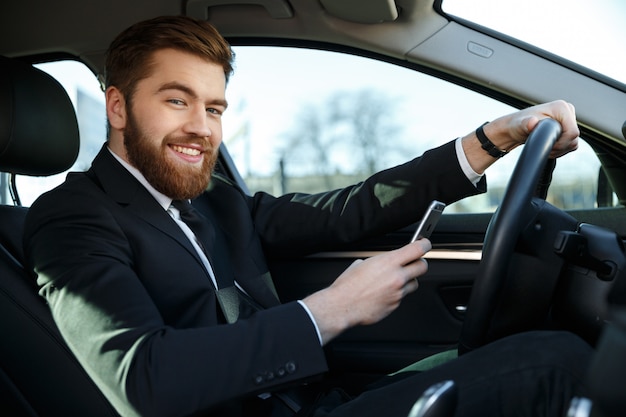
[0,55,119,416]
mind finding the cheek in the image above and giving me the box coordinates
[209,120,223,145]
[134,104,178,136]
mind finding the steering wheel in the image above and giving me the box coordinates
[458,118,564,354]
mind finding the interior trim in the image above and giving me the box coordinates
[308,249,482,261]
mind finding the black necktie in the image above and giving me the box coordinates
[171,199,216,258]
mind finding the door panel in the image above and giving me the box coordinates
[268,214,488,381]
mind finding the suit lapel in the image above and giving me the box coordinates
[89,146,211,274]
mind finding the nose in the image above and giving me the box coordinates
[183,105,212,139]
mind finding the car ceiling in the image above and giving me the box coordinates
[1,0,626,143]
[0,0,442,73]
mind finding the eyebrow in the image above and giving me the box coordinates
[157,82,228,109]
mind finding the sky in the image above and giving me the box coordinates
[443,0,626,85]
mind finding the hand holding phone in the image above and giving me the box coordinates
[410,200,446,243]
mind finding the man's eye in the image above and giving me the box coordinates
[168,99,185,105]
[207,108,223,115]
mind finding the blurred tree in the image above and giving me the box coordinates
[280,89,404,188]
[328,89,402,175]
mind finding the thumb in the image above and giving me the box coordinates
[524,115,540,136]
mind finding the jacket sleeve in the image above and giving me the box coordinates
[243,140,485,255]
[24,181,328,417]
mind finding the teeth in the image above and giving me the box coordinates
[172,145,201,156]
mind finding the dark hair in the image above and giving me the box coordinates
[104,15,234,101]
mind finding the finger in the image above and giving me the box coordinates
[403,256,429,279]
[403,277,420,295]
[523,115,540,137]
[524,103,579,153]
[551,134,579,154]
[548,100,578,138]
[404,258,429,296]
[396,239,432,265]
[561,101,579,134]
[552,101,580,157]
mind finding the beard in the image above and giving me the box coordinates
[123,109,218,200]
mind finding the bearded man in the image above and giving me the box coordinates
[24,15,590,417]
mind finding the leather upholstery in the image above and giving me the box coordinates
[0,56,79,175]
[0,56,118,416]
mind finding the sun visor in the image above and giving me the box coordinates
[320,0,398,23]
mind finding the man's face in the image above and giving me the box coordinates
[119,48,228,200]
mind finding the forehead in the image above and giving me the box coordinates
[142,48,227,94]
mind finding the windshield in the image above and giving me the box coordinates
[441,0,626,85]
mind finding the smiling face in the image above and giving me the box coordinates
[106,48,228,200]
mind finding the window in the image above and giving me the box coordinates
[17,49,606,213]
[223,46,603,213]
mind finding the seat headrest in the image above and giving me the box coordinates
[0,56,79,176]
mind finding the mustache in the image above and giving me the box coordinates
[164,135,215,152]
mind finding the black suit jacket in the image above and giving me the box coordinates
[24,140,483,417]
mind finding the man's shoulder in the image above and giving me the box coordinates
[25,169,113,232]
[32,170,98,205]
[204,172,250,203]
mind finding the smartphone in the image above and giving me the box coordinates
[409,200,446,242]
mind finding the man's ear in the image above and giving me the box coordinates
[106,86,127,130]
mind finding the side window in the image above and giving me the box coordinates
[11,60,105,206]
[8,52,608,213]
[223,46,606,212]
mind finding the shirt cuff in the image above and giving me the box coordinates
[297,300,323,345]
[455,137,483,187]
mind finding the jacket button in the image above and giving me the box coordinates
[285,361,297,374]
